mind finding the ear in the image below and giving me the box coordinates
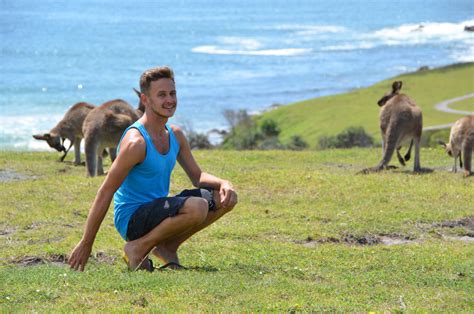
[377,96,388,107]
[437,139,447,148]
[392,81,402,94]
[33,133,50,140]
[133,88,141,98]
[140,92,149,107]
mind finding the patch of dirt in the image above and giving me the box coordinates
[434,217,474,232]
[0,169,36,182]
[442,235,474,243]
[0,225,16,236]
[297,234,418,247]
[433,217,474,240]
[342,234,381,245]
[10,254,68,267]
[8,251,117,267]
[378,236,418,246]
[93,251,117,265]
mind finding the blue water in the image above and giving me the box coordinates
[1,0,473,150]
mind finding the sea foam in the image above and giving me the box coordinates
[371,20,474,45]
[192,46,311,56]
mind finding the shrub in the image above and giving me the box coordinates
[422,128,451,148]
[258,137,286,150]
[318,126,374,149]
[221,109,262,150]
[187,131,213,150]
[287,135,308,150]
[260,119,281,137]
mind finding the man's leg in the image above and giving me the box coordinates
[124,197,208,270]
[153,190,233,265]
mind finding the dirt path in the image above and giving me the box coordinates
[423,93,474,131]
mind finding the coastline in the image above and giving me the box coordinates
[1,62,472,152]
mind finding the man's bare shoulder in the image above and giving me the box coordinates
[170,124,183,135]
[170,124,186,142]
[119,128,146,161]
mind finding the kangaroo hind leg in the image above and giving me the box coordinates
[404,139,413,162]
[413,137,422,173]
[396,146,406,166]
[462,142,472,177]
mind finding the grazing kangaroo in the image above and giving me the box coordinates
[33,102,95,164]
[82,99,143,177]
[372,81,423,172]
[439,116,474,177]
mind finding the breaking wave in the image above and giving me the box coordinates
[192,46,311,56]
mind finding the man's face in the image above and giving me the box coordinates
[143,78,177,118]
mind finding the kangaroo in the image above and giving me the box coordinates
[371,81,423,172]
[439,116,474,177]
[82,99,143,177]
[33,102,95,164]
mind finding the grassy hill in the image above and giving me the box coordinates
[0,150,472,312]
[258,63,474,148]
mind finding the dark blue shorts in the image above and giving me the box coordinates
[126,188,216,241]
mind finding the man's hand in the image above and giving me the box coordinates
[219,181,238,210]
[68,240,92,272]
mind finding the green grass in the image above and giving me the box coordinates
[449,96,474,112]
[1,150,473,312]
[258,63,474,147]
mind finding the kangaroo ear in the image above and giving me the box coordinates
[437,139,447,148]
[133,88,141,98]
[33,133,50,140]
[392,81,402,94]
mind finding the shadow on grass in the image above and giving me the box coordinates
[186,265,219,272]
[357,166,434,175]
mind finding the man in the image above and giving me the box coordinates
[69,66,238,271]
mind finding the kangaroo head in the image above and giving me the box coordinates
[33,133,66,152]
[377,81,403,107]
[438,140,453,157]
[133,88,146,114]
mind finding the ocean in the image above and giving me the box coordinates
[1,0,473,150]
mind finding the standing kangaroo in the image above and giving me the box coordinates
[439,116,474,177]
[82,99,143,177]
[33,102,95,164]
[372,81,423,172]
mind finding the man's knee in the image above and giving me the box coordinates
[182,197,208,223]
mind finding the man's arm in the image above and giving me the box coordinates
[68,129,146,271]
[172,125,238,209]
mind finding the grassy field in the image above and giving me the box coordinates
[449,96,474,111]
[258,63,474,147]
[1,150,473,312]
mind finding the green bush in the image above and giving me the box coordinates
[260,119,281,137]
[221,109,262,150]
[422,128,451,148]
[187,131,213,150]
[221,112,308,151]
[287,135,308,150]
[318,126,374,149]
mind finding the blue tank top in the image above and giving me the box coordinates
[113,121,180,240]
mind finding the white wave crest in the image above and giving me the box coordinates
[371,20,474,45]
[192,45,311,56]
[321,42,375,51]
[217,37,263,50]
[0,114,63,150]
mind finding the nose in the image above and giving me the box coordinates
[165,94,177,104]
